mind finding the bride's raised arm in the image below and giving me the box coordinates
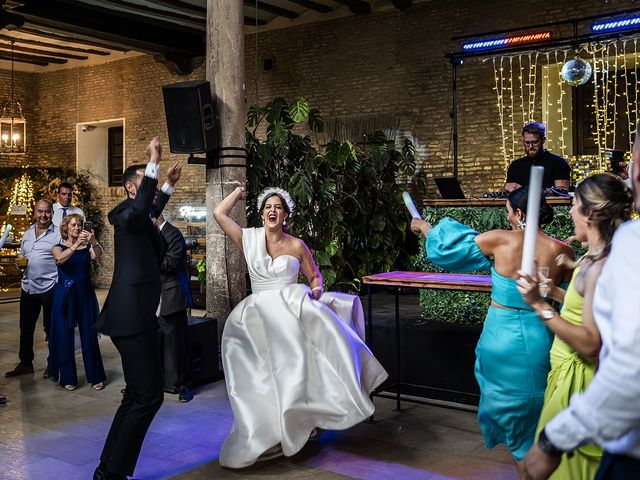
[213,186,246,252]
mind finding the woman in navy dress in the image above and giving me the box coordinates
[48,213,106,390]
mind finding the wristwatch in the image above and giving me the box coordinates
[538,428,564,456]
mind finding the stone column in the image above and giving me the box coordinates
[205,0,246,329]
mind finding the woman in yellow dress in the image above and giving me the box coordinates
[517,173,633,479]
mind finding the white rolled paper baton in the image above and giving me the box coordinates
[520,166,544,277]
[402,191,421,219]
[0,224,12,249]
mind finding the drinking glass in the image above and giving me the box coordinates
[538,266,550,297]
[16,255,28,271]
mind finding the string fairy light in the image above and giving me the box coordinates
[554,49,568,158]
[590,43,603,155]
[543,52,554,147]
[518,54,526,128]
[604,43,612,149]
[492,57,509,168]
[489,37,640,177]
[612,42,618,149]
[622,40,633,146]
[629,37,639,142]
[509,56,516,158]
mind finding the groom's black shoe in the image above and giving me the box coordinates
[178,386,194,403]
[93,464,128,480]
[5,363,34,377]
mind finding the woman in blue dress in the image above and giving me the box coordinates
[411,187,573,479]
[48,213,107,391]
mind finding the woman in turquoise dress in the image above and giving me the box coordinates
[517,173,633,480]
[411,187,574,478]
[48,213,107,391]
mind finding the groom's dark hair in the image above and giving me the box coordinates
[123,164,147,187]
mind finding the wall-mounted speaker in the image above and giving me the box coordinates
[162,80,219,155]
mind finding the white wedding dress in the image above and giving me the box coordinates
[219,227,388,469]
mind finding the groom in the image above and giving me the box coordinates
[93,137,182,480]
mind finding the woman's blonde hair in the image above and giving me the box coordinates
[562,173,633,268]
[59,213,84,240]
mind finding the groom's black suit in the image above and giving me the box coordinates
[96,173,169,477]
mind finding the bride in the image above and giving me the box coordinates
[213,186,388,469]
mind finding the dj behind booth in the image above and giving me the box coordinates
[502,121,571,194]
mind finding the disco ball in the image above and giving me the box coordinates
[560,58,593,86]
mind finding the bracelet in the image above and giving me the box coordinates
[311,286,323,293]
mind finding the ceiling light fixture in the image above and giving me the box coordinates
[0,41,26,154]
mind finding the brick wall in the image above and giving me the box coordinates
[0,0,633,285]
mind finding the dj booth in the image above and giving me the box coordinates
[423,197,571,207]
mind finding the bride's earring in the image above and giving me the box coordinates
[517,219,526,230]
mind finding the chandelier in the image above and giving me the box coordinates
[0,41,26,154]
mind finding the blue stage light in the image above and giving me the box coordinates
[592,15,640,33]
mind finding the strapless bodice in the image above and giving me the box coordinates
[242,228,300,293]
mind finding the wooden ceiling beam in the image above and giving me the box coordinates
[0,32,111,55]
[0,52,48,66]
[333,0,371,14]
[243,1,299,19]
[96,0,205,29]
[0,50,66,64]
[143,0,206,16]
[19,26,129,52]
[286,0,333,14]
[0,41,88,59]
[244,16,267,26]
[13,1,205,56]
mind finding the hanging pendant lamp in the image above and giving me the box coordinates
[0,41,26,154]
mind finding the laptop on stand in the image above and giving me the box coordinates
[434,177,465,199]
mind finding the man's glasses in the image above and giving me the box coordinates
[523,140,541,147]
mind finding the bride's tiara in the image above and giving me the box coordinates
[257,187,296,217]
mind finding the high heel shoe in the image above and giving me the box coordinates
[64,384,76,391]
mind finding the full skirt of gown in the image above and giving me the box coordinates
[219,228,388,468]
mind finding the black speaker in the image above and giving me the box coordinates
[187,316,221,386]
[162,80,219,154]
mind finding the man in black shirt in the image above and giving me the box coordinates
[503,122,571,193]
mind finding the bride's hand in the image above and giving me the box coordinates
[235,187,247,200]
[310,286,323,300]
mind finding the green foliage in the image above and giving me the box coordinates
[196,258,206,285]
[414,205,584,325]
[246,97,417,291]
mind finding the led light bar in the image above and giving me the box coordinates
[462,31,552,52]
[592,15,640,33]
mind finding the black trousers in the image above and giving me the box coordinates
[19,287,54,365]
[99,322,164,476]
[158,309,190,389]
[595,451,640,479]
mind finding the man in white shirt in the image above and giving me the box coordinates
[524,129,640,479]
[52,181,84,227]
[5,199,60,378]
